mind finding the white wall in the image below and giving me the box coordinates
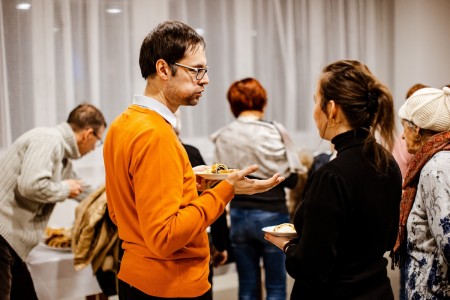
[393,0,450,109]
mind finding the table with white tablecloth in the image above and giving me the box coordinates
[26,243,102,300]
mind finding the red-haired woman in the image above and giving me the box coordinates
[211,77,300,300]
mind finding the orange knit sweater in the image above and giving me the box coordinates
[103,105,234,297]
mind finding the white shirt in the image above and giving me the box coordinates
[133,95,177,128]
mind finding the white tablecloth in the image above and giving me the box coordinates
[27,243,102,300]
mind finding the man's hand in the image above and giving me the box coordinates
[225,165,285,195]
[212,250,228,267]
[66,179,84,198]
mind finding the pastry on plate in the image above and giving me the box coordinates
[203,163,239,174]
[44,227,72,248]
[273,223,295,233]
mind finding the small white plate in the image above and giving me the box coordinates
[39,242,72,252]
[262,225,298,237]
[194,172,228,180]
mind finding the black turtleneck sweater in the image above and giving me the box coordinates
[286,129,402,299]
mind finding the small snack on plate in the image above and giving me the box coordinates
[273,223,295,233]
[44,227,72,248]
[211,163,229,173]
[204,163,239,174]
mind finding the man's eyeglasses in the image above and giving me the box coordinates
[93,130,103,148]
[173,62,210,80]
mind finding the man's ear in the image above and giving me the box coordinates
[156,59,170,80]
[76,128,92,143]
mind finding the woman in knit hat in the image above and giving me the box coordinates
[392,83,429,179]
[392,86,450,299]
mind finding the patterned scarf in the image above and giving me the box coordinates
[391,131,450,267]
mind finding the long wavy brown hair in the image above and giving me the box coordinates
[319,60,396,174]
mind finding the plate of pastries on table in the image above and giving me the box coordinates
[40,227,72,251]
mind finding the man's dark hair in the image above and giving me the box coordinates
[67,103,107,133]
[139,20,205,79]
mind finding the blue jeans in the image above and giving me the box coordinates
[230,208,288,300]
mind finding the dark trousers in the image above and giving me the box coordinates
[399,264,407,300]
[0,235,38,300]
[118,279,212,300]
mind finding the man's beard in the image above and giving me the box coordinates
[185,95,201,106]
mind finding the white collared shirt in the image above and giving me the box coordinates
[132,95,177,129]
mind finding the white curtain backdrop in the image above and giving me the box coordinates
[1,0,449,165]
[169,0,395,152]
[0,0,394,149]
[0,0,133,146]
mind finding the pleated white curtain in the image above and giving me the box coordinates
[0,0,133,149]
[0,0,394,152]
[0,0,11,147]
[169,0,395,151]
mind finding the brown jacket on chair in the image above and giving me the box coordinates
[72,184,119,273]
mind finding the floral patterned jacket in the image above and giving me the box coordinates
[406,151,450,299]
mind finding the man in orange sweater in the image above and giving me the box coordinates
[103,20,284,300]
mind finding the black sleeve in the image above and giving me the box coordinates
[286,169,348,286]
[283,172,299,189]
[183,143,230,251]
[183,143,206,167]
[210,212,229,252]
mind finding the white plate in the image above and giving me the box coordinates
[194,172,228,180]
[262,225,298,237]
[39,242,72,252]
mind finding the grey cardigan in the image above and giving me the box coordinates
[210,116,291,178]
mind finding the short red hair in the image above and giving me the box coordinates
[406,83,428,99]
[227,78,267,117]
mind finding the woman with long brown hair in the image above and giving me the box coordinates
[265,60,402,299]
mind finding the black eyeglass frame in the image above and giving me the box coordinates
[93,130,103,147]
[173,62,210,80]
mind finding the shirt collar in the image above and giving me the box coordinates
[237,115,262,122]
[57,122,81,159]
[133,95,177,128]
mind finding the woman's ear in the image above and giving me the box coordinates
[413,125,421,137]
[327,100,337,119]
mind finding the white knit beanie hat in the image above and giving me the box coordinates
[398,87,450,132]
